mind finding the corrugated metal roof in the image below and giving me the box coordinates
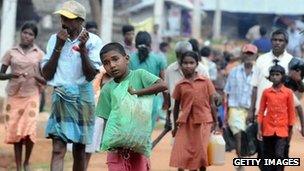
[202,0,304,15]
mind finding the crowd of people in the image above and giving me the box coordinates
[1,1,304,171]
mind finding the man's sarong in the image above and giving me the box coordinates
[45,83,95,144]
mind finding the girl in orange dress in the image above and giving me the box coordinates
[0,22,45,171]
[170,51,218,171]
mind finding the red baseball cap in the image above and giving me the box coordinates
[242,44,258,54]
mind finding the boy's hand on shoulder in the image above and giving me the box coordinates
[128,87,137,95]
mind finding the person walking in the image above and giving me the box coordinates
[97,42,167,171]
[41,1,102,170]
[257,62,295,171]
[224,44,257,171]
[169,51,218,171]
[129,31,167,128]
[0,21,45,171]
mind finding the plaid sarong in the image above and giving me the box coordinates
[45,83,95,144]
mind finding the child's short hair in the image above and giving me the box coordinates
[159,42,169,51]
[122,25,135,35]
[181,51,200,64]
[99,42,127,60]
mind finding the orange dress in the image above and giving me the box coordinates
[170,76,216,170]
[1,45,44,144]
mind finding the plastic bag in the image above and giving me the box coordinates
[101,80,153,156]
[288,57,304,71]
[223,127,236,151]
[286,57,304,91]
[240,122,258,156]
[208,132,226,165]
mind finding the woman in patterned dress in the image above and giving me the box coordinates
[0,21,45,171]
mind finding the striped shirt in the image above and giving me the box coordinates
[224,64,254,109]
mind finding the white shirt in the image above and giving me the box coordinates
[201,57,217,81]
[41,33,103,86]
[251,50,293,114]
[164,61,209,110]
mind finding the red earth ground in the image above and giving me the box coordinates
[0,112,303,171]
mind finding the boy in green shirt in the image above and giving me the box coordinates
[96,42,167,171]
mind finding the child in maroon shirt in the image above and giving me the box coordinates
[170,51,218,171]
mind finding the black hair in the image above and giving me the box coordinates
[271,29,288,43]
[122,25,135,35]
[85,21,98,30]
[181,51,199,64]
[159,42,169,51]
[200,46,211,57]
[21,21,38,38]
[268,59,286,81]
[135,31,151,63]
[289,57,304,78]
[270,59,285,74]
[99,42,127,60]
[259,26,267,36]
[188,38,200,54]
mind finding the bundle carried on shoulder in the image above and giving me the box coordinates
[101,80,153,156]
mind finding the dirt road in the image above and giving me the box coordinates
[0,112,303,171]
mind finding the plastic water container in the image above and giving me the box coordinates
[208,133,226,165]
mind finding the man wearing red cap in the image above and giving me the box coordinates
[41,1,102,171]
[224,44,257,171]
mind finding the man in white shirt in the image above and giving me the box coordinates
[248,29,292,171]
[249,29,293,120]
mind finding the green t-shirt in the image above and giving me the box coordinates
[129,52,167,77]
[96,69,160,119]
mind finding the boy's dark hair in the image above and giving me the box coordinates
[135,31,151,63]
[159,42,169,51]
[100,42,126,60]
[21,21,38,38]
[181,51,200,64]
[259,26,267,36]
[271,29,288,43]
[122,25,135,35]
[85,21,98,30]
[200,46,211,57]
